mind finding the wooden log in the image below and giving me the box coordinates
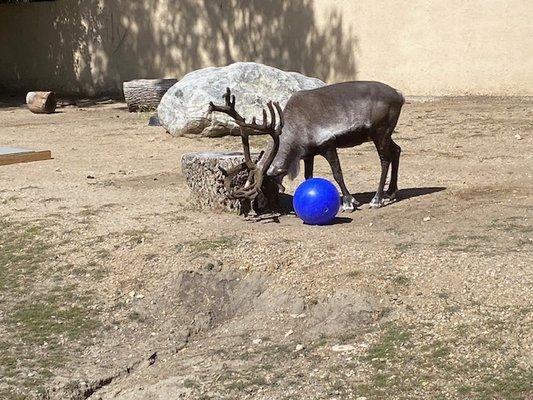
[123,78,177,112]
[26,91,57,114]
[181,151,268,214]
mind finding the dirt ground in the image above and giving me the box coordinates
[0,96,531,400]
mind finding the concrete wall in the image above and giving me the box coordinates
[1,0,531,96]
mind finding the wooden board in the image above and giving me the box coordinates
[0,147,52,166]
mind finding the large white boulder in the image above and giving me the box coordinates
[157,62,325,137]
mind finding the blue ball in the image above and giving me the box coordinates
[293,178,340,225]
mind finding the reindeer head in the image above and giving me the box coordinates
[208,88,284,201]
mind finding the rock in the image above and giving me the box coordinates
[295,344,305,352]
[252,338,262,345]
[290,297,306,314]
[158,62,325,137]
[331,344,356,352]
[181,151,268,214]
[148,352,157,366]
[514,133,522,140]
[423,216,431,222]
[284,329,294,337]
[290,313,306,319]
[148,115,161,126]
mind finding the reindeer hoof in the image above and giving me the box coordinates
[341,195,359,212]
[383,190,398,204]
[370,193,396,208]
[369,195,384,209]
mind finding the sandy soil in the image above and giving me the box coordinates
[0,97,531,400]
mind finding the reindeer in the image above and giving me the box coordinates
[208,81,405,213]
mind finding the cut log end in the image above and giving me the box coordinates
[181,151,271,214]
[26,91,57,114]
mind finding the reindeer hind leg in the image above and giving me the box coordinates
[370,129,393,208]
[385,139,401,201]
[371,107,402,208]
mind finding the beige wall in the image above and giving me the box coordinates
[1,0,531,96]
[316,0,533,95]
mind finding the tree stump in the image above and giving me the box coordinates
[26,91,57,114]
[123,79,177,112]
[181,151,269,214]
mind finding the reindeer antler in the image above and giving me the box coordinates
[209,88,284,201]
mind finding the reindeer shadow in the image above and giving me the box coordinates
[353,186,446,205]
[276,194,353,224]
[277,186,446,222]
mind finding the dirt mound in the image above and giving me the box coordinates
[43,267,382,400]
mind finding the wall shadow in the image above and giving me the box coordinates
[0,95,26,109]
[0,0,358,96]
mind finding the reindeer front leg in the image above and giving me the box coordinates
[304,157,314,179]
[323,148,359,212]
